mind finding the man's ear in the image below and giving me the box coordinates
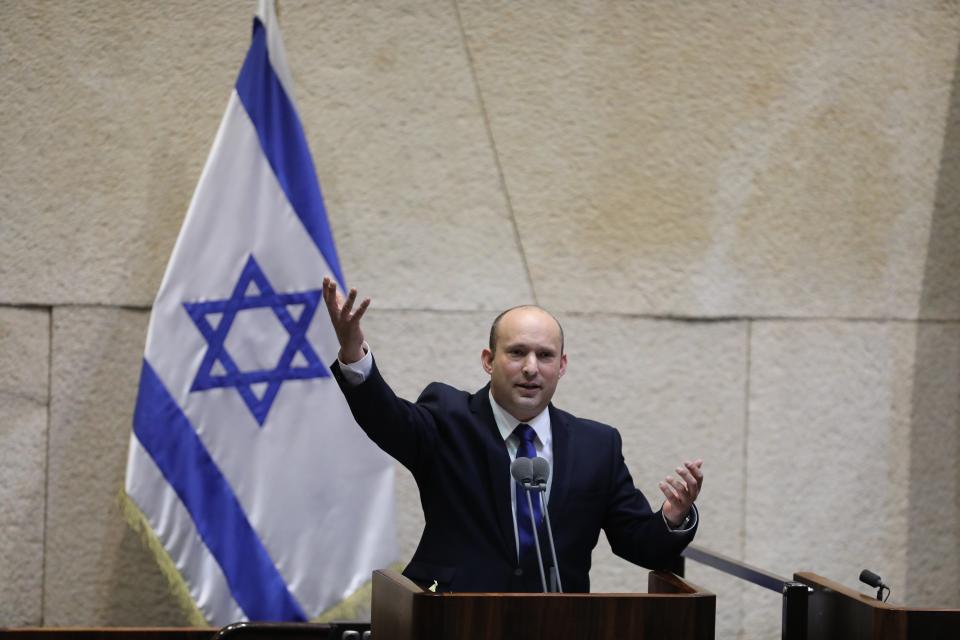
[481,348,494,374]
[558,353,568,377]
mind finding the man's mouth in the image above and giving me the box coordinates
[516,382,541,391]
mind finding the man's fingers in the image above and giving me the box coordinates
[684,460,704,493]
[342,288,358,317]
[659,480,681,505]
[322,278,341,315]
[676,466,699,496]
[353,297,371,323]
[665,475,688,499]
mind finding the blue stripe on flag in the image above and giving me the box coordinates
[235,18,346,289]
[133,359,307,622]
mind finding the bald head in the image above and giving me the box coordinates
[488,305,564,355]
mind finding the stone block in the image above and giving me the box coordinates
[458,1,960,318]
[0,308,49,626]
[0,1,531,310]
[904,323,960,607]
[919,37,960,321]
[45,307,191,625]
[0,1,244,307]
[281,2,532,312]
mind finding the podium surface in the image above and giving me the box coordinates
[372,568,715,640]
[796,572,960,640]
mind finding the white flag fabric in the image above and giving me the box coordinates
[124,0,397,624]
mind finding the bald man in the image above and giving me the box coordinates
[323,278,702,593]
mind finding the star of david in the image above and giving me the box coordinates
[183,255,330,426]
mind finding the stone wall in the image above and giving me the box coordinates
[2,2,958,638]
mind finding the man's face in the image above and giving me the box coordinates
[481,307,567,422]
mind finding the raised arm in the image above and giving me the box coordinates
[322,276,370,364]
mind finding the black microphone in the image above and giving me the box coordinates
[530,457,563,593]
[510,457,548,592]
[859,569,890,602]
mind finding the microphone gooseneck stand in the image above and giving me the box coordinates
[531,456,563,593]
[511,457,549,592]
[524,486,548,592]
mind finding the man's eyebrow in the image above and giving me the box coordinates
[504,341,557,351]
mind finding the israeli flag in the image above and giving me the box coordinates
[124,0,397,625]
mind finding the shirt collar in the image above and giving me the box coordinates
[487,391,552,449]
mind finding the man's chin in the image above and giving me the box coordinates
[509,395,545,419]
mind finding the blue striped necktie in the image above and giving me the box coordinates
[513,423,543,560]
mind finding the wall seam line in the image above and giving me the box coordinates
[738,319,752,639]
[740,319,752,561]
[40,306,53,625]
[5,303,960,325]
[450,0,539,304]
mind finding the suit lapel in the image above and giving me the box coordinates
[548,404,573,511]
[469,387,518,563]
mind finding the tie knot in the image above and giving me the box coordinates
[513,423,536,445]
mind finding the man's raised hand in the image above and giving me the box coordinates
[322,277,370,364]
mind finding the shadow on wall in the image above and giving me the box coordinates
[907,35,960,608]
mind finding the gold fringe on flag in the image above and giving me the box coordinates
[117,488,211,627]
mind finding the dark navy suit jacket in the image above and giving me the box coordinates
[332,359,696,593]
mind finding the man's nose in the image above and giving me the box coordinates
[521,354,538,376]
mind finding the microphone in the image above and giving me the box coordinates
[510,457,548,592]
[530,457,563,593]
[511,456,533,486]
[859,569,890,602]
[531,456,549,487]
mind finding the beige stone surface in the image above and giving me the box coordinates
[281,1,531,311]
[920,31,960,321]
[459,1,960,318]
[559,316,747,637]
[904,323,960,606]
[0,308,50,626]
[0,2,242,307]
[0,0,530,310]
[45,308,191,625]
[744,320,960,637]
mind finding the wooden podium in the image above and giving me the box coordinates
[796,572,960,640]
[371,569,715,640]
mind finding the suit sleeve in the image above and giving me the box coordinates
[331,357,439,475]
[602,429,696,569]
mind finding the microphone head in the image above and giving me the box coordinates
[860,569,884,588]
[531,456,551,486]
[511,457,534,485]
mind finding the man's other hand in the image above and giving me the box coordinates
[659,459,703,527]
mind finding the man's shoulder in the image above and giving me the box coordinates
[416,381,481,407]
[550,404,619,439]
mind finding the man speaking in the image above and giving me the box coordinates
[322,278,703,593]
